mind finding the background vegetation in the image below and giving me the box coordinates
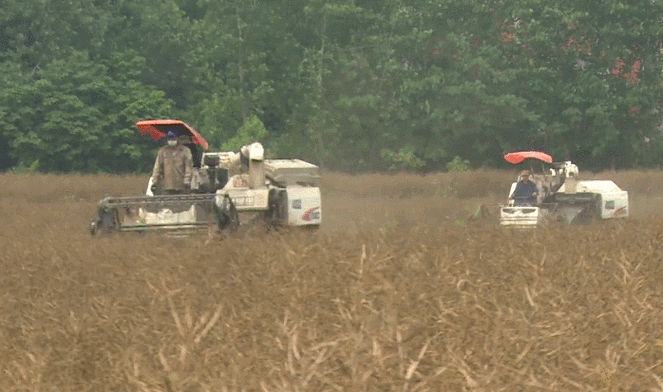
[1,0,663,173]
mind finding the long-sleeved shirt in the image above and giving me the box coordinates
[512,180,538,205]
[151,144,193,191]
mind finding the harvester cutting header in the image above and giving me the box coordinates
[90,120,322,235]
[500,151,628,227]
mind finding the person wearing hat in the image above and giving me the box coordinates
[150,130,194,195]
[509,170,538,206]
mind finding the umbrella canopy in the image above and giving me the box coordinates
[504,151,553,165]
[136,119,209,150]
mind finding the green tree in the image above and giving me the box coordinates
[495,0,663,168]
[2,0,662,173]
[222,114,268,151]
[0,62,26,170]
[184,0,281,149]
[3,51,172,172]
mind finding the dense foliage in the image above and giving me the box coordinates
[1,0,662,172]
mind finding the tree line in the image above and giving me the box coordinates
[1,0,662,173]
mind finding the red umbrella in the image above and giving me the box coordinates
[136,119,209,150]
[504,151,553,165]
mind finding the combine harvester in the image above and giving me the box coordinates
[500,151,628,228]
[90,120,321,235]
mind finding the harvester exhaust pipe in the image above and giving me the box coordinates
[563,161,579,194]
[246,143,265,189]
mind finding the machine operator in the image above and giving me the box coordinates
[151,130,194,195]
[510,170,538,206]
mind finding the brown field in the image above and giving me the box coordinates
[2,170,663,391]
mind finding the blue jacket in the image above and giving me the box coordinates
[512,180,538,205]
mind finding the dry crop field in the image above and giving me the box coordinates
[2,170,663,391]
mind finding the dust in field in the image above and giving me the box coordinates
[2,172,663,391]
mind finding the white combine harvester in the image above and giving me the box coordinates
[500,151,628,228]
[90,120,321,235]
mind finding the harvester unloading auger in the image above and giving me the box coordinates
[499,151,628,228]
[90,120,321,235]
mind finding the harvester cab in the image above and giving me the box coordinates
[499,151,628,228]
[90,120,322,235]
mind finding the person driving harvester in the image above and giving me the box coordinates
[150,130,194,195]
[510,170,538,206]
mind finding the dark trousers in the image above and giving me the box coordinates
[514,198,536,206]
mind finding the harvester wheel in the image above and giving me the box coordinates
[91,210,117,235]
[215,195,239,232]
[266,190,287,231]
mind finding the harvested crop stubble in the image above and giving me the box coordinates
[1,172,663,391]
